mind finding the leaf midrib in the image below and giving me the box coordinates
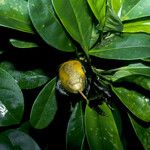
[35,86,55,128]
[122,0,141,19]
[68,0,87,50]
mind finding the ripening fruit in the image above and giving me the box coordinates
[59,60,86,94]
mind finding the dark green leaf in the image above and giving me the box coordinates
[28,0,75,52]
[89,33,150,60]
[111,105,123,137]
[112,87,150,122]
[142,58,150,62]
[0,134,13,150]
[10,39,38,48]
[121,0,150,21]
[0,62,14,71]
[0,0,33,33]
[87,0,106,28]
[123,20,150,34]
[12,71,49,90]
[0,61,49,89]
[0,129,41,150]
[66,102,85,150]
[129,114,150,150]
[18,122,31,134]
[85,104,123,150]
[111,63,150,82]
[0,68,24,126]
[52,0,96,52]
[113,75,150,91]
[30,78,57,129]
[111,65,150,90]
[89,25,99,49]
[104,6,123,32]
[124,76,150,91]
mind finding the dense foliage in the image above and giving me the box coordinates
[0,0,150,149]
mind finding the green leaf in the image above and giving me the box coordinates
[10,39,38,48]
[0,134,13,150]
[52,0,95,52]
[12,70,49,90]
[87,0,106,28]
[111,105,123,137]
[0,61,49,90]
[124,76,150,91]
[112,87,150,122]
[28,0,75,52]
[18,122,31,134]
[142,58,150,62]
[89,25,99,49]
[109,0,124,15]
[89,33,150,60]
[104,6,123,32]
[111,63,150,81]
[111,63,150,90]
[30,77,57,129]
[0,0,33,33]
[0,61,14,71]
[85,104,123,150]
[123,20,150,34]
[0,68,24,126]
[0,129,41,150]
[121,0,150,21]
[129,114,150,150]
[66,102,85,150]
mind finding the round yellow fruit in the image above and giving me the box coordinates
[59,60,86,94]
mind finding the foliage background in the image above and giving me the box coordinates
[0,0,150,149]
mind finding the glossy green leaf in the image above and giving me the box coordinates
[10,39,38,48]
[28,0,75,52]
[0,68,24,126]
[85,104,123,150]
[126,76,150,91]
[123,20,150,34]
[66,102,85,150]
[0,0,33,33]
[122,63,150,75]
[30,78,57,129]
[113,75,150,91]
[111,63,150,90]
[87,0,106,28]
[52,0,95,52]
[109,0,124,15]
[104,6,123,32]
[142,58,150,62]
[111,63,150,81]
[112,87,150,122]
[89,33,150,60]
[129,114,150,150]
[0,61,49,89]
[121,0,150,21]
[12,70,49,90]
[0,129,41,150]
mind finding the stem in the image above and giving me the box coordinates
[78,91,89,105]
